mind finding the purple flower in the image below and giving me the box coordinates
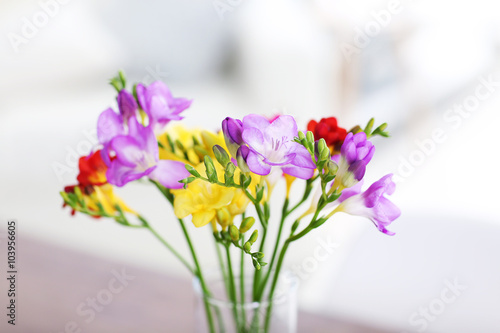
[337,174,400,235]
[235,114,315,179]
[340,132,375,181]
[331,132,375,191]
[222,117,244,157]
[136,81,192,134]
[105,117,189,188]
[117,89,138,122]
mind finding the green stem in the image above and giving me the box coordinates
[240,239,246,331]
[263,239,291,332]
[225,245,241,331]
[141,219,195,275]
[178,218,216,333]
[256,198,289,300]
[214,241,228,333]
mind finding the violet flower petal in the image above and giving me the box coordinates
[149,160,191,189]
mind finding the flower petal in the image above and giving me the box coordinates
[97,108,125,145]
[246,150,272,175]
[149,160,190,189]
[242,127,265,153]
[290,146,316,169]
[242,114,270,131]
[192,210,216,228]
[282,165,314,179]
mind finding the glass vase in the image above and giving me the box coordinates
[193,270,298,333]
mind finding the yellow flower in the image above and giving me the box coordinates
[172,162,257,228]
[63,184,136,217]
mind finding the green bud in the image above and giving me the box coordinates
[317,138,330,161]
[185,164,201,178]
[291,220,300,233]
[255,186,265,203]
[253,252,265,259]
[224,162,236,185]
[253,260,261,270]
[364,118,375,134]
[306,131,314,144]
[239,216,255,233]
[213,145,230,167]
[229,225,240,242]
[298,131,306,141]
[216,208,232,229]
[326,160,338,175]
[118,70,127,88]
[349,125,362,134]
[249,230,258,244]
[244,242,252,253]
[204,155,218,183]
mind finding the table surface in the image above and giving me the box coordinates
[0,235,397,333]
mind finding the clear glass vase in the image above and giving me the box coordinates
[193,270,298,333]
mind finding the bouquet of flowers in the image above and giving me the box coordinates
[60,72,401,333]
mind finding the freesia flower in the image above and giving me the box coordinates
[136,81,192,134]
[222,117,243,158]
[333,174,400,235]
[172,163,255,228]
[307,117,347,152]
[330,132,375,191]
[77,150,108,186]
[62,150,135,217]
[63,184,136,217]
[105,117,189,188]
[224,114,316,179]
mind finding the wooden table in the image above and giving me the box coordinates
[0,235,396,333]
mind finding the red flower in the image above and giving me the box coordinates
[307,117,347,149]
[77,150,108,186]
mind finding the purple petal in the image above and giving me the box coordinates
[265,115,298,142]
[106,160,155,187]
[222,117,244,157]
[282,165,314,179]
[109,136,143,167]
[149,160,191,189]
[348,160,367,181]
[117,90,138,121]
[290,146,316,169]
[135,83,147,110]
[352,132,367,145]
[97,108,125,145]
[363,174,396,208]
[246,150,272,175]
[338,180,364,202]
[242,127,265,154]
[127,118,159,160]
[242,114,271,131]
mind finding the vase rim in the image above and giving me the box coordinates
[192,270,299,309]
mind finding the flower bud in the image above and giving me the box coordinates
[244,241,252,253]
[185,164,201,178]
[216,208,232,229]
[239,216,255,233]
[253,252,264,259]
[236,146,251,173]
[213,145,230,167]
[204,155,218,183]
[229,225,240,241]
[222,117,243,158]
[249,230,258,244]
[316,138,330,161]
[326,160,338,175]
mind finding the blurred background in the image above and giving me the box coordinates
[1,0,500,332]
